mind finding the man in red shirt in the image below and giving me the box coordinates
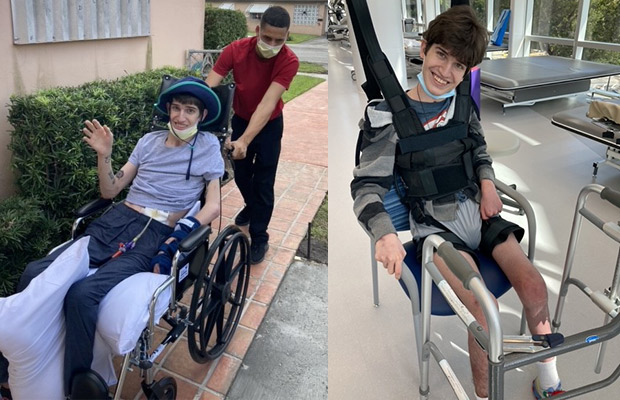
[206,6,299,264]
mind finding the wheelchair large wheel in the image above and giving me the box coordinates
[188,225,250,363]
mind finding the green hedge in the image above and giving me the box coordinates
[2,66,194,296]
[204,7,247,49]
[0,196,58,296]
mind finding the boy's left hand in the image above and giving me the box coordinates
[479,179,503,220]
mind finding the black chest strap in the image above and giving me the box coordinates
[345,0,425,138]
[398,121,468,154]
[347,0,475,162]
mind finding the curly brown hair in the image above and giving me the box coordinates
[422,6,488,70]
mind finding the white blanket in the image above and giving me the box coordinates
[0,237,90,400]
[0,236,173,397]
[93,272,172,385]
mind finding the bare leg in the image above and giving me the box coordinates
[492,234,551,337]
[434,234,555,397]
[494,234,562,394]
[433,251,496,398]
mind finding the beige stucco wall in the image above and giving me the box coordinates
[0,0,205,200]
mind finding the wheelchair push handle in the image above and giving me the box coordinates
[601,186,620,208]
[436,241,481,290]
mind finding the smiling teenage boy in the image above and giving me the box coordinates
[351,6,563,399]
[206,6,299,265]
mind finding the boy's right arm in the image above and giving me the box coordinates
[82,119,137,199]
[351,119,405,279]
[375,233,406,279]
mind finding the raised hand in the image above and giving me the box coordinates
[82,119,113,156]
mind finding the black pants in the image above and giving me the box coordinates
[0,204,172,394]
[231,114,283,244]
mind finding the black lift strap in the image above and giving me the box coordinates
[345,0,425,139]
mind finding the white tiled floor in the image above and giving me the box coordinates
[328,40,620,400]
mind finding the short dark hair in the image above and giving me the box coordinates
[171,94,205,115]
[260,6,291,29]
[422,5,488,70]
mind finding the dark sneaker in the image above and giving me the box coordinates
[1,386,12,400]
[234,207,250,226]
[250,242,269,264]
[532,378,565,399]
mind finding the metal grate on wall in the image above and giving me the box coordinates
[10,0,150,45]
[293,4,319,26]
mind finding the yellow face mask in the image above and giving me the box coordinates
[167,122,198,141]
[256,38,283,59]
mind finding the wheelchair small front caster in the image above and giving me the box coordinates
[70,369,111,400]
[142,377,177,400]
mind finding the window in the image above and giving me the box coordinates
[585,0,620,45]
[414,0,620,62]
[293,5,320,26]
[10,0,150,45]
[531,0,579,39]
[528,40,572,56]
[246,4,270,20]
[528,0,620,62]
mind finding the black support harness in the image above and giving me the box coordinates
[394,77,477,203]
[346,0,479,227]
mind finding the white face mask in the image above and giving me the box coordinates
[417,72,456,100]
[256,37,283,59]
[167,122,198,141]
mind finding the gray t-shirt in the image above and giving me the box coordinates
[126,130,224,212]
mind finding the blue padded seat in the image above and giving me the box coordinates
[383,182,513,316]
[399,240,512,316]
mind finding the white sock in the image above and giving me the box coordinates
[537,357,560,389]
[475,395,488,400]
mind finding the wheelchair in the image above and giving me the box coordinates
[65,76,250,400]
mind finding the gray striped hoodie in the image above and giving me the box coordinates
[351,97,495,242]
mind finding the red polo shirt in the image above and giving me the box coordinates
[212,36,299,121]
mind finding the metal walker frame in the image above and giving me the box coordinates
[395,184,620,399]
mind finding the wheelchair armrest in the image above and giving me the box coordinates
[74,198,113,218]
[178,224,212,253]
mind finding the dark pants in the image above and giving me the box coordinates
[0,204,172,395]
[232,114,283,244]
[0,356,6,385]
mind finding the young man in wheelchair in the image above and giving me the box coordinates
[0,76,224,398]
[351,7,563,399]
